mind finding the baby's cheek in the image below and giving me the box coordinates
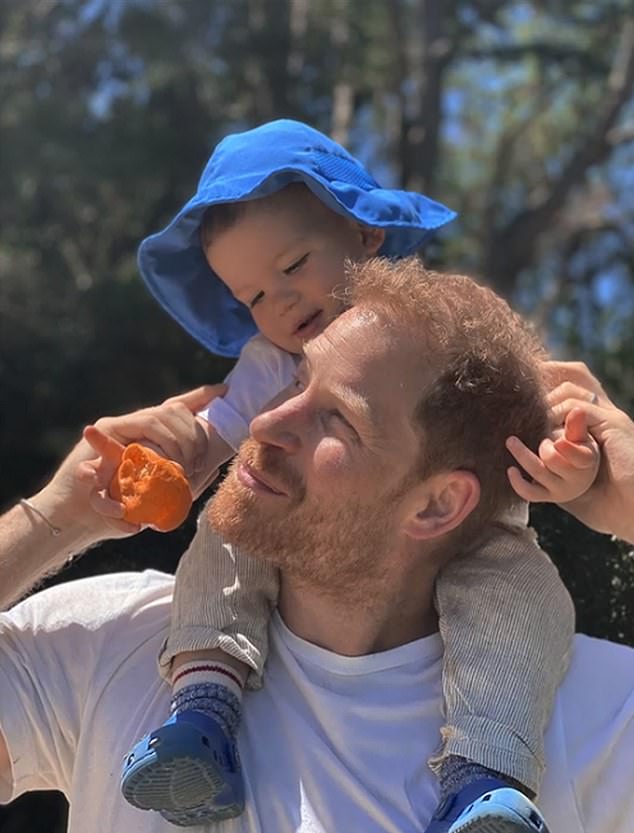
[252,310,278,342]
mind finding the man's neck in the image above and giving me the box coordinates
[277,551,440,656]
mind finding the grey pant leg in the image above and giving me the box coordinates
[431,517,575,794]
[158,501,279,690]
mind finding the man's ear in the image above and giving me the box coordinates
[359,225,385,256]
[401,471,481,541]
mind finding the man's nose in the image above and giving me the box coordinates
[250,394,303,453]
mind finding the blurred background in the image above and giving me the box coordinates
[1,1,634,829]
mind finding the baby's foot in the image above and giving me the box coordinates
[448,786,549,832]
[121,683,244,825]
[425,781,549,833]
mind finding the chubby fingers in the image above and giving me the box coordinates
[552,408,600,465]
[84,424,124,456]
[143,402,210,476]
[506,472,549,503]
[88,384,228,479]
[552,436,599,470]
[76,440,123,508]
[75,458,140,534]
[562,407,588,443]
[505,436,560,502]
[160,385,228,475]
[83,426,125,478]
[549,397,609,435]
[162,383,227,413]
[93,407,205,478]
[88,488,139,532]
[506,465,552,503]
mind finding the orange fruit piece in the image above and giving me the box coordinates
[110,443,193,532]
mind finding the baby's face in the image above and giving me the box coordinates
[204,192,384,354]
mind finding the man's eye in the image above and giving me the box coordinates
[249,290,265,308]
[330,410,357,438]
[284,254,309,275]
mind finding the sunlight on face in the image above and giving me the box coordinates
[205,188,383,354]
[208,309,424,599]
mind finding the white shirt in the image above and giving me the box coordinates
[199,334,298,450]
[0,570,632,833]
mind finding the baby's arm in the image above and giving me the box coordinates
[199,333,299,452]
[193,415,234,483]
[506,407,600,505]
[546,361,634,540]
[119,335,293,823]
[161,334,296,677]
[81,385,229,530]
[159,508,279,686]
[86,334,295,533]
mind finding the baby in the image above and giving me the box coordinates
[96,121,597,832]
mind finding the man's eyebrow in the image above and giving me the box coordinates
[331,383,374,425]
[301,345,376,427]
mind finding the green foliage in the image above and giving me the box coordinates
[533,504,634,645]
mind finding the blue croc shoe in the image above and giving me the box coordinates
[448,787,549,833]
[121,710,244,825]
[425,780,549,833]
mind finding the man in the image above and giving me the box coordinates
[0,260,633,833]
[0,384,225,611]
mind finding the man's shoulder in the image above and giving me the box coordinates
[564,633,634,698]
[567,632,633,679]
[3,569,174,633]
[545,634,634,832]
[558,633,634,746]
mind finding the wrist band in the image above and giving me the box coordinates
[19,498,62,537]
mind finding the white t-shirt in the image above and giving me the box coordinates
[0,570,632,833]
[199,334,298,451]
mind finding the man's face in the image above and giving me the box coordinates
[208,309,425,594]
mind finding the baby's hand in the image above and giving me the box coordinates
[505,407,600,504]
[110,442,193,532]
[82,428,195,533]
[79,425,142,533]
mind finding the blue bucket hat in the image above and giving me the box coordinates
[138,119,456,357]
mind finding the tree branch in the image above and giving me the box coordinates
[463,43,607,75]
[485,19,634,291]
[389,0,458,191]
[329,0,354,146]
[607,120,634,145]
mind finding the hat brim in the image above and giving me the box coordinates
[138,168,456,357]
